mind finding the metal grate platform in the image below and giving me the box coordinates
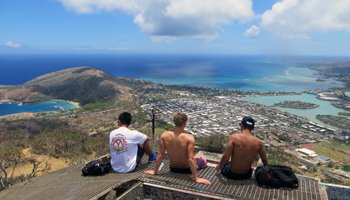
[0,157,322,200]
[0,162,151,200]
[142,159,322,200]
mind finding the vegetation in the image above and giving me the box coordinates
[266,147,296,166]
[316,115,350,130]
[338,112,350,117]
[342,164,350,172]
[312,144,348,161]
[196,134,227,153]
[0,143,23,190]
[30,129,89,161]
[273,101,319,109]
[0,117,111,191]
[278,134,291,142]
[81,99,115,111]
[320,141,350,151]
[52,76,118,105]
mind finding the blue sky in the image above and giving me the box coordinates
[1,0,350,55]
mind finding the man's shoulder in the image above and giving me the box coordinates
[161,130,173,137]
[109,129,118,135]
[229,133,240,139]
[182,133,195,142]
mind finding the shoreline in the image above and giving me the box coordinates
[66,100,80,109]
[0,99,80,118]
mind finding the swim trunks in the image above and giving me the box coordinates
[169,156,208,174]
[170,167,192,174]
[221,164,252,180]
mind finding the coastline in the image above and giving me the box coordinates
[66,100,80,109]
[0,99,79,117]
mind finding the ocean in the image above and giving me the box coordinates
[0,54,348,117]
[0,54,346,91]
[0,100,77,116]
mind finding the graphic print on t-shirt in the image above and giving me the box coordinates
[111,133,128,153]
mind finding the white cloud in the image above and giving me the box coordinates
[59,0,254,39]
[261,0,350,38]
[4,41,21,48]
[244,25,259,38]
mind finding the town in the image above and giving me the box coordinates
[141,92,350,183]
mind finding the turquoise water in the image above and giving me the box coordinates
[0,55,347,117]
[243,93,348,127]
[319,156,327,161]
[346,92,350,97]
[0,55,346,92]
[144,67,343,92]
[0,100,77,116]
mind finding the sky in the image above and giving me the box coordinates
[1,0,350,56]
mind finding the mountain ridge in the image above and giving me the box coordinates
[0,67,132,105]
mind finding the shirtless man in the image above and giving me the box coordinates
[144,112,211,184]
[216,116,268,180]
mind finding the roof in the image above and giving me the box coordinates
[296,148,318,157]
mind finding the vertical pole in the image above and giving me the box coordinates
[151,108,155,146]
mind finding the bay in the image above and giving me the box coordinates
[0,100,77,116]
[243,93,348,128]
[0,54,348,116]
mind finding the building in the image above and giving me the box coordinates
[296,148,318,158]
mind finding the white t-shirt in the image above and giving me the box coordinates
[109,127,147,173]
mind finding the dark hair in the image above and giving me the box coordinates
[241,116,255,131]
[118,112,132,125]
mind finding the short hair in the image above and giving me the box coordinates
[173,112,188,127]
[118,112,132,125]
[241,116,255,131]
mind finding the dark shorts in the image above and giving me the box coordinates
[170,157,208,174]
[132,146,144,171]
[221,164,252,180]
[170,167,192,174]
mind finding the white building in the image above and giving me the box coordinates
[296,148,318,158]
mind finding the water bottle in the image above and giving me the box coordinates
[159,162,164,171]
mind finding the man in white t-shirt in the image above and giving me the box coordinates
[109,112,155,173]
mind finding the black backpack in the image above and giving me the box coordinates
[255,165,299,188]
[82,159,111,176]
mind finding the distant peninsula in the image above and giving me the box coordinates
[273,100,319,109]
[0,67,132,105]
[316,115,350,130]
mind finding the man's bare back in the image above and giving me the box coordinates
[144,111,210,184]
[216,116,268,180]
[228,133,266,174]
[161,130,194,168]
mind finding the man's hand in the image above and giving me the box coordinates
[144,169,156,175]
[215,164,221,172]
[195,177,211,184]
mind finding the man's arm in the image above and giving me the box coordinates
[258,141,268,166]
[144,133,166,175]
[216,135,234,171]
[142,136,153,157]
[187,136,211,184]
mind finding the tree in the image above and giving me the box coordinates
[27,157,51,179]
[0,144,22,190]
